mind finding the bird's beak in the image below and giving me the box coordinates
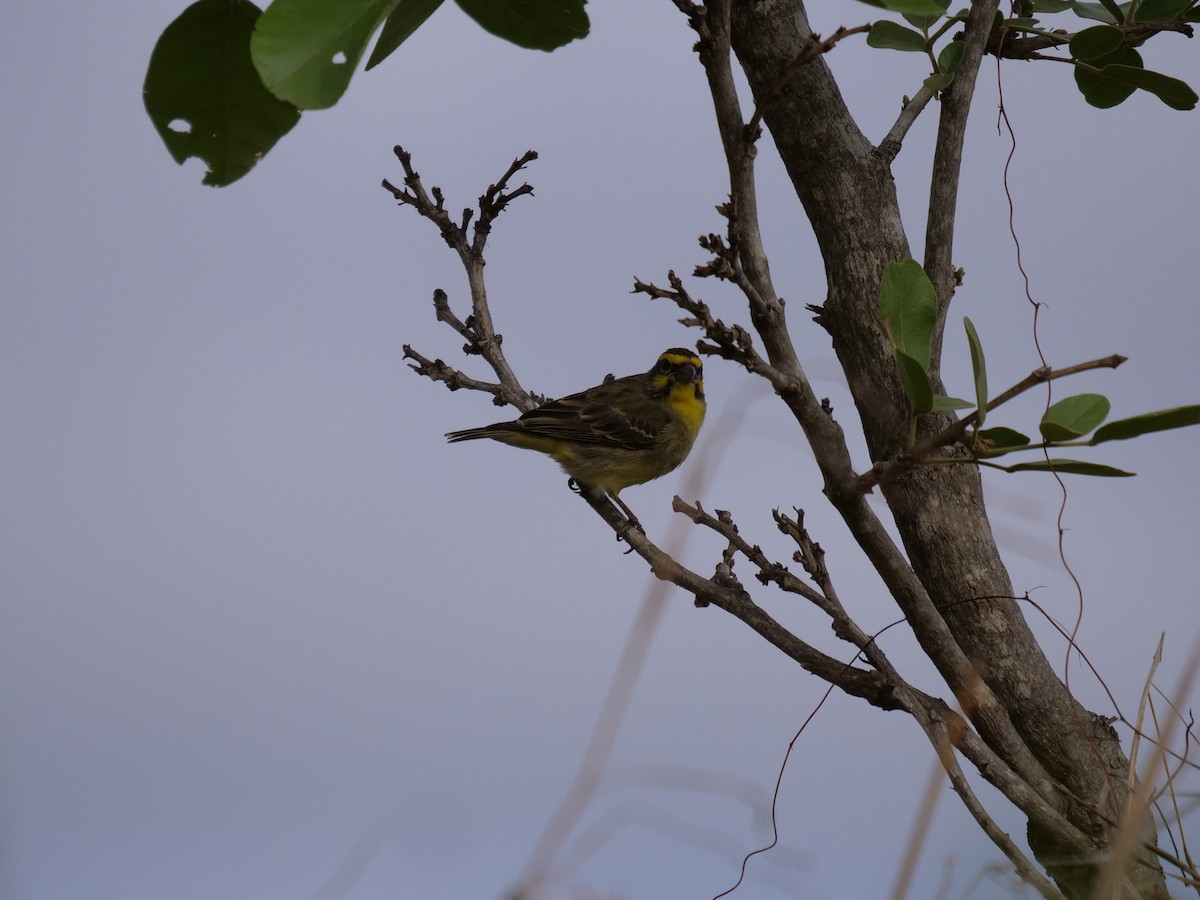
[673,363,699,384]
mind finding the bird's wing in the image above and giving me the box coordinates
[515,376,667,450]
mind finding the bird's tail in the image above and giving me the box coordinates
[445,427,493,443]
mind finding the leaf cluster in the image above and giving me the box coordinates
[142,0,587,186]
[862,0,1198,109]
[879,259,1200,477]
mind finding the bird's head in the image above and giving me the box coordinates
[647,348,705,404]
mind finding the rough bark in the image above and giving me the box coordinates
[727,0,1168,895]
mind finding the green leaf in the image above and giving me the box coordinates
[898,353,934,415]
[903,0,951,28]
[1103,64,1198,109]
[1099,0,1128,19]
[251,0,399,109]
[858,0,948,13]
[963,317,988,428]
[1039,393,1111,441]
[1071,0,1127,21]
[1070,24,1124,59]
[867,20,928,51]
[932,394,974,411]
[1000,458,1135,476]
[977,426,1031,451]
[1074,46,1143,107]
[1031,0,1073,10]
[454,0,589,51]
[938,39,966,73]
[879,259,938,370]
[1090,404,1200,443]
[1133,0,1191,21]
[924,72,955,92]
[366,0,445,70]
[143,0,301,187]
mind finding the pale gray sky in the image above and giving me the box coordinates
[4,2,1199,898]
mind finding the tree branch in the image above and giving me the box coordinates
[924,0,1002,372]
[384,148,538,411]
[853,353,1128,495]
[878,85,934,161]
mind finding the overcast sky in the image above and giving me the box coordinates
[4,2,1199,898]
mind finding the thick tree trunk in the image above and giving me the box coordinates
[728,1,1167,895]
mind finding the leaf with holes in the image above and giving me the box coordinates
[143,0,300,187]
[252,0,400,109]
[1039,393,1111,441]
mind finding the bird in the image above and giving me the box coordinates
[446,348,706,528]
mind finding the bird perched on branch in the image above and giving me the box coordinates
[446,348,706,527]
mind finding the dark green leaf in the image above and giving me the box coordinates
[898,353,934,415]
[1039,393,1111,441]
[924,72,955,92]
[861,0,948,13]
[1071,0,1126,21]
[1090,404,1200,443]
[1098,0,1128,20]
[977,426,1031,450]
[367,0,445,70]
[251,0,399,109]
[1103,64,1198,109]
[938,39,966,73]
[879,259,938,370]
[963,317,988,428]
[454,0,589,51]
[1031,0,1073,10]
[902,0,951,28]
[867,20,928,51]
[1000,459,1135,476]
[932,394,974,411]
[1133,0,1191,21]
[1074,46,1143,107]
[1004,16,1040,26]
[143,0,300,187]
[1069,24,1124,59]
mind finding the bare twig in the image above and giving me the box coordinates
[878,86,934,161]
[384,148,538,411]
[924,0,1003,367]
[631,271,801,396]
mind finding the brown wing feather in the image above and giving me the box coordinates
[511,374,667,450]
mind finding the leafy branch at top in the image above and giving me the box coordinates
[861,0,1197,110]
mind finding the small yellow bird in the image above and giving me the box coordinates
[446,348,706,525]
